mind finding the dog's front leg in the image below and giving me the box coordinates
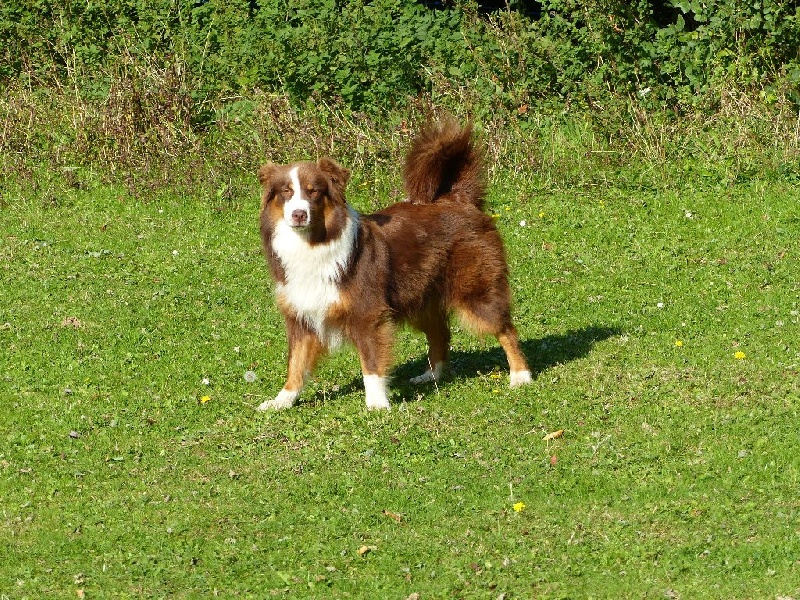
[256,328,323,411]
[354,323,393,410]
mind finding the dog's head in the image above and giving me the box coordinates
[258,158,351,233]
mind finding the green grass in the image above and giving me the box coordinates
[2,173,799,599]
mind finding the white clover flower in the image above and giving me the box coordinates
[202,377,210,386]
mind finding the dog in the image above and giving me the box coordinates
[255,120,531,410]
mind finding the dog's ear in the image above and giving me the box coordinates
[258,163,280,210]
[318,157,350,189]
[258,163,279,188]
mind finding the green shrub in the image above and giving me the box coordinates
[1,0,800,192]
[3,0,799,115]
[650,0,800,106]
[247,0,445,111]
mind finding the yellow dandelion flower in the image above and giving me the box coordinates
[513,502,526,513]
[734,351,746,360]
[538,212,545,218]
[200,395,211,404]
[675,340,683,347]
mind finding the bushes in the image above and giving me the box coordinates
[1,0,799,193]
[2,0,799,115]
[442,0,800,115]
[649,0,800,106]
[243,1,452,111]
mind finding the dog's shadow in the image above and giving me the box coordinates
[311,325,621,403]
[395,325,621,390]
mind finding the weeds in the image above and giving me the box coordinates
[2,75,799,204]
[2,1,800,198]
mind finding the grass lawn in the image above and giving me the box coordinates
[1,173,799,598]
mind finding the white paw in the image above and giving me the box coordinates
[364,374,391,410]
[366,398,391,410]
[510,370,532,387]
[256,388,299,411]
[409,362,443,385]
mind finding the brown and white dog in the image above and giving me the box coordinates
[256,120,531,410]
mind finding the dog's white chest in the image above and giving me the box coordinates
[271,211,358,348]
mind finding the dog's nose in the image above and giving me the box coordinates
[291,209,308,227]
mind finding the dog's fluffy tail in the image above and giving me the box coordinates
[403,119,486,209]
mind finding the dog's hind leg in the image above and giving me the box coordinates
[455,295,532,388]
[497,325,532,387]
[448,227,532,387]
[409,302,450,385]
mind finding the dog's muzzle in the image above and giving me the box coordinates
[284,197,311,229]
[290,209,309,227]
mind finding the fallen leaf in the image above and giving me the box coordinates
[62,317,83,329]
[543,429,564,441]
[550,455,558,466]
[76,590,85,599]
[382,509,402,523]
[357,545,377,557]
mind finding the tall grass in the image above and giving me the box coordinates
[2,69,799,206]
[2,0,800,202]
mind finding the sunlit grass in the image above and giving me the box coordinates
[1,174,799,597]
